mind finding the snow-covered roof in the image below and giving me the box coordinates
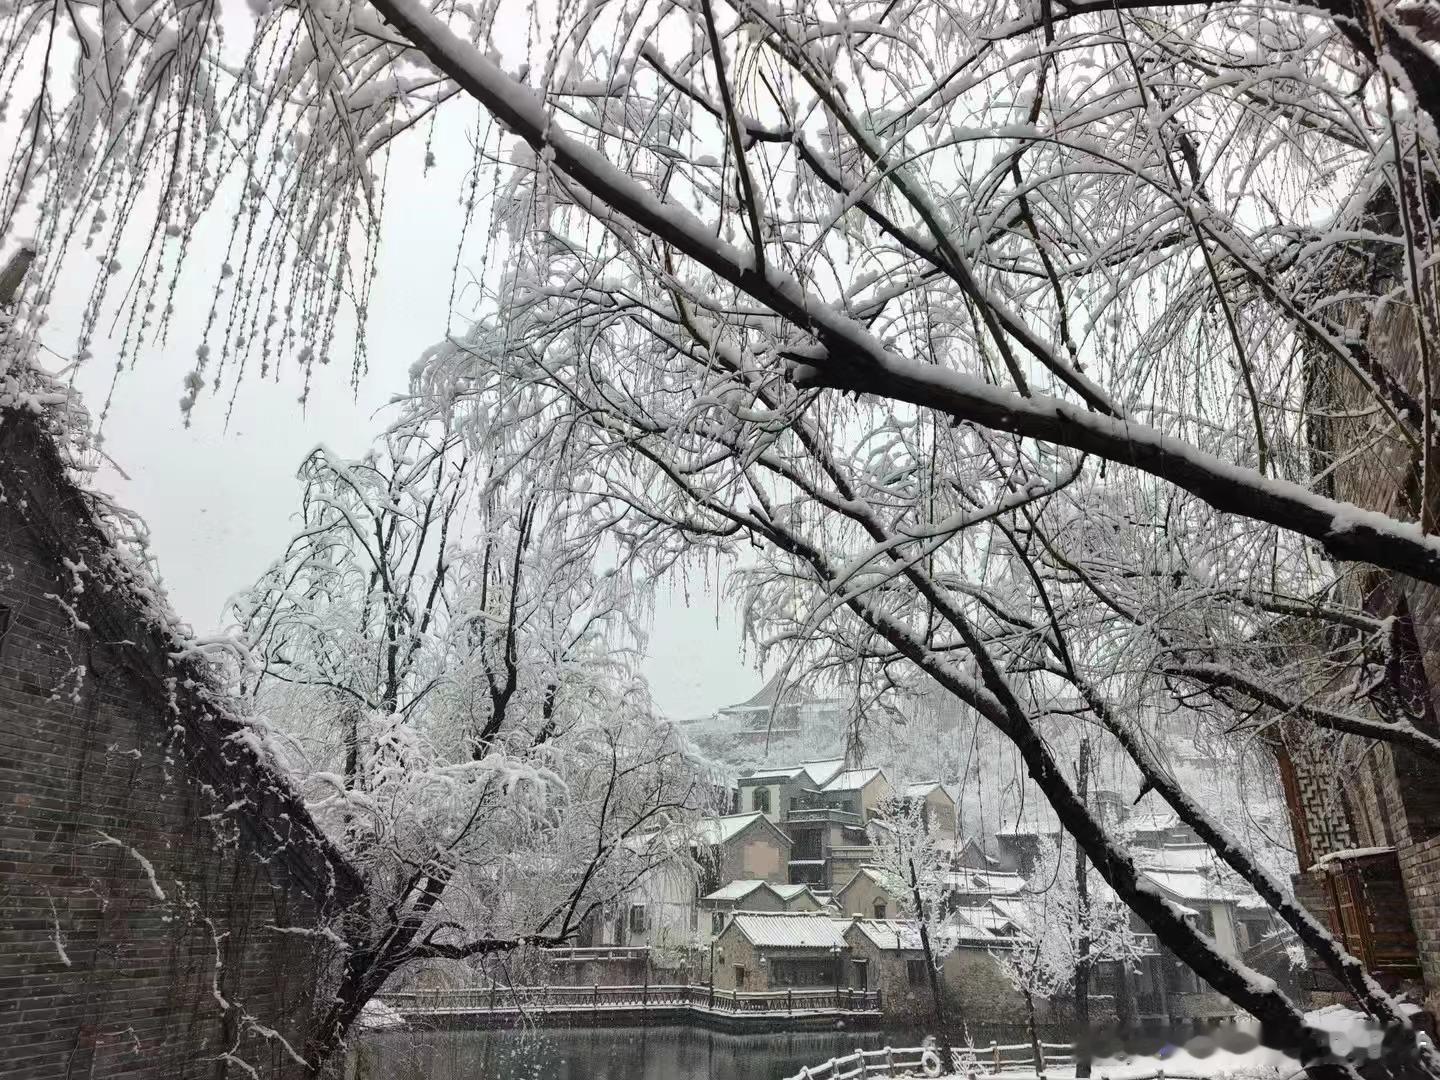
[939,908,1018,947]
[727,911,849,949]
[942,868,1026,895]
[802,759,847,787]
[1127,806,1184,835]
[695,812,784,847]
[723,673,796,710]
[1137,844,1222,873]
[995,804,1060,837]
[738,758,849,789]
[1141,868,1245,905]
[703,880,771,903]
[837,866,904,901]
[769,883,815,901]
[948,904,1017,936]
[823,767,886,792]
[741,766,803,782]
[848,918,924,952]
[703,880,821,908]
[986,897,1031,927]
[956,838,999,868]
[904,781,946,799]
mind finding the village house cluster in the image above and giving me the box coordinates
[562,750,1287,1030]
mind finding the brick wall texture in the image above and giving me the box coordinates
[0,411,354,1078]
[1400,836,1440,1016]
[1286,289,1440,1016]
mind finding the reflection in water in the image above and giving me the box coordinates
[349,1024,926,1080]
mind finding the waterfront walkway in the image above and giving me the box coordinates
[378,984,883,1030]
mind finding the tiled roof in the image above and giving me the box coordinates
[995,807,1061,836]
[702,879,771,902]
[940,910,1018,946]
[903,781,946,799]
[741,767,803,782]
[942,868,1026,895]
[1140,868,1245,905]
[801,759,847,787]
[1136,844,1220,872]
[739,758,847,788]
[726,673,791,709]
[823,767,885,792]
[986,897,1031,927]
[848,918,925,951]
[769,883,814,901]
[949,904,1017,936]
[695,813,770,846]
[1127,804,1184,833]
[838,866,904,900]
[729,911,850,949]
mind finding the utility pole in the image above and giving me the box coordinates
[1074,737,1092,1078]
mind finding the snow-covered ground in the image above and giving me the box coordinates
[940,1004,1430,1078]
[1087,1045,1296,1079]
[941,1046,1295,1080]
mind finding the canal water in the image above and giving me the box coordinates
[349,1024,931,1080]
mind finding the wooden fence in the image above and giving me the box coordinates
[380,983,881,1017]
[784,1042,1073,1080]
[785,1043,1222,1080]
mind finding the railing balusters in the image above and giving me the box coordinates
[380,983,926,1030]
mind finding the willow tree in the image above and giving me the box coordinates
[232,417,708,1067]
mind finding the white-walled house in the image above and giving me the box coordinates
[590,812,795,957]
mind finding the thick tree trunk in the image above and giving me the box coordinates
[306,951,395,1077]
[1023,986,1044,1073]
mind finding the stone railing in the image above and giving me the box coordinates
[379,983,881,1017]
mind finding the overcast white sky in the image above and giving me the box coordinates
[28,76,761,722]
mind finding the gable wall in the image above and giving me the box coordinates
[720,827,789,884]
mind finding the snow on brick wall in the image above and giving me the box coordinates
[0,424,340,1077]
[1307,290,1440,1014]
[1399,836,1440,1018]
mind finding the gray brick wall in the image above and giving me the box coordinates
[1291,290,1440,1015]
[0,414,352,1078]
[1400,836,1440,1016]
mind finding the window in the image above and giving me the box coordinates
[790,863,825,886]
[907,959,928,986]
[712,911,727,935]
[752,787,771,814]
[772,958,835,987]
[733,964,746,989]
[629,904,647,934]
[873,899,887,919]
[791,829,822,859]
[690,903,699,931]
